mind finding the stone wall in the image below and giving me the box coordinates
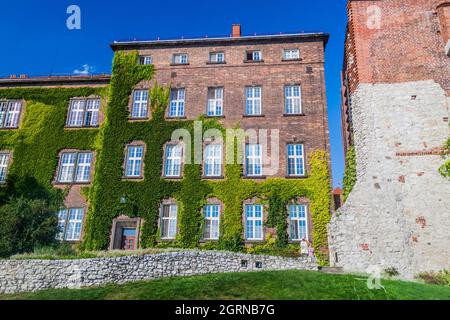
[0,250,317,294]
[329,80,450,279]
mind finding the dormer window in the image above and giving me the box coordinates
[172,53,189,65]
[138,56,152,65]
[246,50,262,62]
[209,52,225,63]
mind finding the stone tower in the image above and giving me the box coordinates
[330,0,450,278]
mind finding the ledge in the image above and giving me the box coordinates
[284,175,308,179]
[242,175,267,180]
[242,114,265,118]
[243,60,264,63]
[169,63,190,66]
[281,58,303,62]
[201,175,225,180]
[283,113,305,117]
[206,61,227,65]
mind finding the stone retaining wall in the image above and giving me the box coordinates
[0,250,317,294]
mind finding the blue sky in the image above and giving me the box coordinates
[0,0,348,187]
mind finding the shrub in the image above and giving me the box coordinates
[417,270,450,286]
[0,197,59,257]
[384,267,399,277]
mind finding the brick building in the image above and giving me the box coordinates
[330,0,450,278]
[0,25,332,255]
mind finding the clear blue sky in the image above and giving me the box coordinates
[0,0,348,188]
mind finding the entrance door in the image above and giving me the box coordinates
[121,228,137,250]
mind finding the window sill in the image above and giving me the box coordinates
[284,175,308,179]
[205,115,225,119]
[283,113,305,117]
[202,175,224,180]
[206,61,226,65]
[158,238,176,242]
[162,176,183,180]
[244,239,265,244]
[281,58,302,62]
[122,176,144,181]
[243,60,264,63]
[199,239,219,243]
[53,181,91,186]
[242,175,267,180]
[128,117,150,121]
[166,116,187,120]
[170,63,190,66]
[242,114,265,118]
[0,127,19,130]
[64,125,100,129]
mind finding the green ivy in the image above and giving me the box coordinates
[439,137,450,178]
[1,51,333,266]
[343,146,356,201]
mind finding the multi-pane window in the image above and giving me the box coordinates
[164,144,183,177]
[209,52,224,63]
[172,53,188,64]
[287,144,305,176]
[203,204,220,240]
[125,145,144,178]
[131,90,149,119]
[0,100,22,129]
[283,49,300,60]
[57,152,93,183]
[139,55,152,65]
[204,144,222,177]
[245,86,262,115]
[246,50,262,61]
[0,152,10,183]
[169,88,185,117]
[207,87,223,116]
[245,144,262,176]
[67,98,100,127]
[56,208,84,241]
[245,204,263,240]
[285,85,302,114]
[289,204,308,241]
[160,204,178,239]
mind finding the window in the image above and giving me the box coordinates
[204,144,222,177]
[287,144,305,176]
[285,85,302,114]
[245,204,263,240]
[209,52,224,63]
[67,98,100,127]
[57,151,93,183]
[246,50,262,61]
[139,55,152,65]
[131,90,148,119]
[56,208,84,241]
[289,204,308,241]
[169,88,185,117]
[0,152,10,184]
[203,204,220,240]
[172,53,188,64]
[164,144,183,177]
[160,203,178,239]
[0,100,22,129]
[207,87,223,116]
[245,86,262,115]
[283,49,300,60]
[245,144,262,176]
[125,145,144,178]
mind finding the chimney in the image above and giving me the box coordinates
[232,24,241,38]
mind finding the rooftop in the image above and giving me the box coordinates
[0,74,111,87]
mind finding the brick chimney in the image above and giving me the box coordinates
[232,24,241,38]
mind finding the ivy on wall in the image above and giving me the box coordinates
[342,146,356,201]
[439,137,450,178]
[1,51,333,266]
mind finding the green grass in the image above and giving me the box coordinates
[1,270,449,300]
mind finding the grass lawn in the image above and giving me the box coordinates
[1,270,449,300]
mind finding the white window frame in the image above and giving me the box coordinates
[169,88,185,117]
[287,144,305,176]
[67,98,101,127]
[164,144,183,177]
[207,87,223,116]
[172,53,188,64]
[204,144,222,177]
[245,204,263,241]
[203,204,220,240]
[245,144,262,177]
[0,152,10,184]
[245,86,262,115]
[284,85,302,114]
[246,50,262,61]
[289,204,308,241]
[283,49,300,60]
[131,90,149,119]
[57,151,93,183]
[0,100,23,129]
[160,203,178,239]
[139,55,152,65]
[209,52,224,63]
[57,208,84,241]
[125,145,144,178]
